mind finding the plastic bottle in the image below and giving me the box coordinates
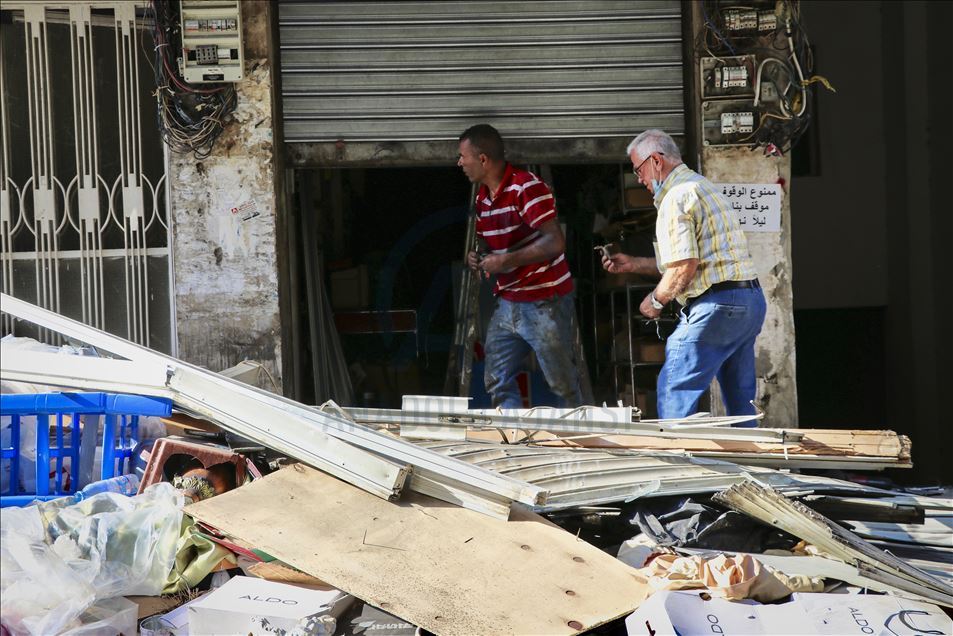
[72,473,141,502]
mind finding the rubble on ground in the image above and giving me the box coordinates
[1,295,951,635]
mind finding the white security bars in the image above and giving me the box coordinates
[0,3,172,351]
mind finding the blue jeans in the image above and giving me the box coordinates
[657,286,766,424]
[484,293,583,408]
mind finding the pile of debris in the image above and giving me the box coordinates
[1,293,951,636]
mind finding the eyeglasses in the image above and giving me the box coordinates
[632,152,663,176]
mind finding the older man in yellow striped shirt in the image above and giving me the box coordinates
[602,129,766,425]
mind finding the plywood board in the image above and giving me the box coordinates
[186,465,648,636]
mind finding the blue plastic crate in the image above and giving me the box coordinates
[0,392,172,507]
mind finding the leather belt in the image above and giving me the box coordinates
[685,279,760,308]
[707,279,760,292]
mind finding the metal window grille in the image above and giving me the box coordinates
[0,2,173,352]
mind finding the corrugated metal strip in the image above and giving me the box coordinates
[278,0,685,152]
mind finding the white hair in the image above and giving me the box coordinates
[626,129,682,162]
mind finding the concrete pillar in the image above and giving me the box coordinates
[168,2,283,388]
[702,149,798,428]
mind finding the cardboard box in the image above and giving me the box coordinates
[330,265,370,310]
[613,334,666,363]
[636,339,665,363]
[339,602,420,636]
[624,186,654,210]
[624,590,953,636]
[188,575,348,636]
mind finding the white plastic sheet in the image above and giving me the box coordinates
[1,483,184,635]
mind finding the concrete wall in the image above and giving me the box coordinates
[169,2,283,386]
[789,1,951,481]
[880,0,950,482]
[702,150,798,428]
[791,1,888,309]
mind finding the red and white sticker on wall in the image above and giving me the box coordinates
[229,199,260,222]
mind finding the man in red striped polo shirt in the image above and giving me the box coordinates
[457,124,582,408]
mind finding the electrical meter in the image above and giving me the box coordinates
[179,0,244,83]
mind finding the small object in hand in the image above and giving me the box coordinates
[594,243,619,259]
[477,252,491,279]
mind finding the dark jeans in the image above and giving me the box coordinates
[483,293,583,408]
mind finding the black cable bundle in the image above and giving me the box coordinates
[146,0,238,159]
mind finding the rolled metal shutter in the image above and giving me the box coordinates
[279,1,685,163]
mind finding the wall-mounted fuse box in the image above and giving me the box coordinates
[757,10,778,32]
[723,7,779,33]
[717,66,749,88]
[700,55,756,99]
[179,1,244,83]
[723,8,759,32]
[702,99,760,146]
[721,111,755,134]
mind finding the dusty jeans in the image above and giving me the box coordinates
[483,293,582,408]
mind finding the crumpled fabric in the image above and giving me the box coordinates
[638,553,824,602]
[162,516,236,594]
[0,483,184,635]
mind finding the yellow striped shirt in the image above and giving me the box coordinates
[652,164,757,305]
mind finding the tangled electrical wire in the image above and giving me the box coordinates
[145,0,237,159]
[699,1,834,155]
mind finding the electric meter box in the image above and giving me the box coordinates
[701,99,761,146]
[700,55,756,99]
[179,0,244,83]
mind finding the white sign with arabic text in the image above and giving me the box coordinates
[717,183,782,232]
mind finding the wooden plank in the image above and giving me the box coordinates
[186,465,649,636]
[490,429,909,460]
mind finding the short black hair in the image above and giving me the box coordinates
[459,124,505,162]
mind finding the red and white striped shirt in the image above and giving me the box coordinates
[475,164,573,302]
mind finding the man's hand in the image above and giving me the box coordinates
[639,292,662,319]
[478,253,508,275]
[602,253,638,273]
[466,251,482,271]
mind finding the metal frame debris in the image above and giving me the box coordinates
[1,293,546,516]
[712,479,953,606]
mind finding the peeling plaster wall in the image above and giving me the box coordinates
[702,148,797,428]
[169,3,282,386]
